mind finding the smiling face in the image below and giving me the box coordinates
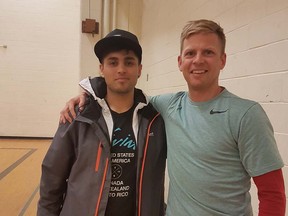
[100,49,142,96]
[178,32,226,96]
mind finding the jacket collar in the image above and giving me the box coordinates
[79,76,149,107]
[78,77,151,143]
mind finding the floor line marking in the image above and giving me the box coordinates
[0,148,37,180]
[18,185,40,216]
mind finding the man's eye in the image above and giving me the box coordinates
[126,61,135,66]
[109,61,117,66]
[185,51,194,57]
[204,50,214,56]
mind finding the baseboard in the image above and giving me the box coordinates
[0,136,53,140]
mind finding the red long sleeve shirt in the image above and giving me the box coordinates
[253,169,286,216]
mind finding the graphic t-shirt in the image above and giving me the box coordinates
[105,106,137,216]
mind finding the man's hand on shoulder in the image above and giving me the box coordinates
[59,92,87,124]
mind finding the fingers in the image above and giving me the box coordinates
[59,115,66,124]
[79,92,87,108]
[59,105,73,124]
[68,101,77,119]
[64,110,73,123]
[77,92,88,112]
[59,92,88,124]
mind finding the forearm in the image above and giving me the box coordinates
[253,169,286,216]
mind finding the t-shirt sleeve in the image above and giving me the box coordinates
[149,93,177,116]
[237,103,284,177]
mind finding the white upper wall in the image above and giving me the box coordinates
[0,0,82,137]
[0,0,142,137]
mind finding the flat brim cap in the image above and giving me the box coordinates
[94,29,142,63]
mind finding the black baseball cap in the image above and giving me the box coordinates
[94,29,142,63]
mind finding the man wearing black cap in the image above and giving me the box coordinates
[37,29,167,216]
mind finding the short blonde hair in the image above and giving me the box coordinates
[180,19,226,54]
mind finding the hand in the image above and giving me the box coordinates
[59,92,87,124]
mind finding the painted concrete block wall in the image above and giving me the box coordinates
[0,0,142,138]
[0,0,81,137]
[139,0,288,214]
[79,0,102,80]
[80,0,143,80]
[80,0,143,81]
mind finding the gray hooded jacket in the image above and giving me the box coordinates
[38,77,167,216]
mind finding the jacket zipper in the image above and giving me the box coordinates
[137,113,160,216]
[94,157,109,216]
[94,142,109,216]
[95,142,103,172]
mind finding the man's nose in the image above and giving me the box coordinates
[117,63,126,73]
[193,53,204,64]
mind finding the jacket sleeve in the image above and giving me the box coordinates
[37,123,76,216]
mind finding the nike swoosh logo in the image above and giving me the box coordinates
[210,109,228,115]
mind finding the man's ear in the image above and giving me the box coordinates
[220,53,226,70]
[138,64,142,78]
[178,55,183,72]
[99,64,104,77]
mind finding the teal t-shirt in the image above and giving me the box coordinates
[150,89,283,216]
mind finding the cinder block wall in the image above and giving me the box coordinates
[0,0,82,137]
[138,0,288,214]
[0,0,140,137]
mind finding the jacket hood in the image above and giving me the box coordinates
[78,76,156,144]
[79,76,149,106]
